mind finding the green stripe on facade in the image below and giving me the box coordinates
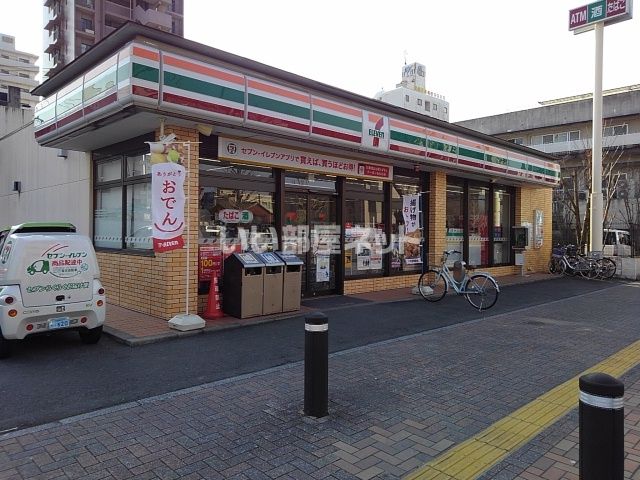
[529,164,559,177]
[132,63,159,83]
[164,71,244,104]
[428,139,458,155]
[248,93,310,120]
[459,146,485,162]
[312,110,361,132]
[390,130,426,147]
[486,154,508,167]
[117,65,129,83]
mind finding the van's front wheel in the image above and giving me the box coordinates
[79,325,103,344]
[0,328,12,359]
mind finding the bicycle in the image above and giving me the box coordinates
[417,250,500,311]
[550,244,616,280]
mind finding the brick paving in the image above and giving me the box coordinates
[2,278,640,479]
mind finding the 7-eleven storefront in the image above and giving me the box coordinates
[32,23,560,320]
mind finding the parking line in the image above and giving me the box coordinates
[405,339,640,479]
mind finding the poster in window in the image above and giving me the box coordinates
[357,248,371,270]
[534,210,544,249]
[402,194,422,265]
[316,254,330,282]
[370,252,383,269]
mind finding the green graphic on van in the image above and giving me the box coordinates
[27,260,50,275]
[28,244,90,278]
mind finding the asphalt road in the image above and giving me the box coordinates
[0,277,620,433]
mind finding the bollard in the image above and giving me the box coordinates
[579,372,624,480]
[304,312,328,418]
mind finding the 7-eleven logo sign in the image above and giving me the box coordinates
[362,111,389,151]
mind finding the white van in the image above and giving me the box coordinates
[0,223,106,358]
[603,229,632,257]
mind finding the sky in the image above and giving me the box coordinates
[1,0,639,122]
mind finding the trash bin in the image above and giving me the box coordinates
[275,251,303,312]
[255,252,284,315]
[223,252,265,318]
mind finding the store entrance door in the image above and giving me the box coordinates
[283,192,338,297]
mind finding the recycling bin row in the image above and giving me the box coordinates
[222,251,304,318]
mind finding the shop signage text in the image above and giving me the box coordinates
[218,209,254,223]
[219,138,393,181]
[569,0,632,32]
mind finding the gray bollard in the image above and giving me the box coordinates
[304,312,328,418]
[579,372,624,479]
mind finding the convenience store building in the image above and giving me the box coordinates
[32,23,560,320]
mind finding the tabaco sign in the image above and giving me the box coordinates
[219,137,393,181]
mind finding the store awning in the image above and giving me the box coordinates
[33,22,560,187]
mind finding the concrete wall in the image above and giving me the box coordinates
[0,107,91,233]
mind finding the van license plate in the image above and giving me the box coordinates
[49,318,70,330]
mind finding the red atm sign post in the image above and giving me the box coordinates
[569,0,633,32]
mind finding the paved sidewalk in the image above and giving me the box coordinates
[2,279,639,479]
[105,272,556,346]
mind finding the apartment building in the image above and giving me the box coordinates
[43,0,184,79]
[456,85,640,245]
[0,34,39,108]
[375,62,450,122]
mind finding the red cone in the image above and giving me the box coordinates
[203,276,224,319]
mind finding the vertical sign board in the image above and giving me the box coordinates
[569,0,632,33]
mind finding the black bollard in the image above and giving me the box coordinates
[304,312,328,418]
[579,372,624,480]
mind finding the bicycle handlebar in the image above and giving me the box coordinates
[443,250,461,256]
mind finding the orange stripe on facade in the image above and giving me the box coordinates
[457,136,484,150]
[427,129,457,144]
[367,112,383,122]
[312,97,361,117]
[164,55,244,85]
[248,79,309,103]
[485,145,507,156]
[132,46,159,62]
[389,118,425,135]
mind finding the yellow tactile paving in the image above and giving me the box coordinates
[405,338,640,480]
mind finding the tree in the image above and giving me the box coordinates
[553,133,624,251]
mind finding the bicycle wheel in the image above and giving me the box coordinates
[464,273,499,311]
[579,258,598,279]
[597,257,617,279]
[563,257,577,276]
[548,258,557,274]
[417,269,448,302]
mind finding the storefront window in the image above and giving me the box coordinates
[199,187,275,253]
[493,188,512,264]
[345,180,384,278]
[126,153,152,178]
[93,136,153,251]
[468,185,489,266]
[94,186,122,249]
[391,175,422,273]
[125,183,152,249]
[446,177,514,268]
[96,158,121,182]
[446,182,464,265]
